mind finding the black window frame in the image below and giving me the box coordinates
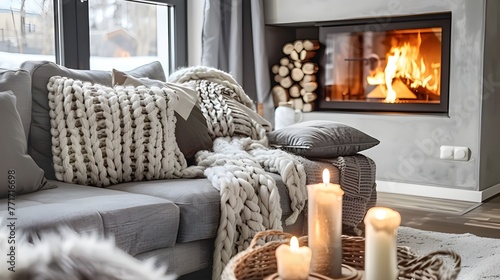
[56,0,187,72]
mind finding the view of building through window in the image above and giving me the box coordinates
[89,0,170,73]
[0,0,55,68]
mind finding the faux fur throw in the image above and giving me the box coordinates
[171,66,308,279]
[47,77,203,186]
[0,224,175,280]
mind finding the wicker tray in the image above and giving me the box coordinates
[221,230,461,280]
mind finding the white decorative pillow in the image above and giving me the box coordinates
[47,76,189,187]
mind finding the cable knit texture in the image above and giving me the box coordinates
[47,76,203,186]
[173,67,308,279]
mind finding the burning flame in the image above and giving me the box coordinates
[322,169,330,185]
[367,32,440,103]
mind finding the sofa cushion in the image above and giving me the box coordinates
[0,68,32,140]
[109,173,295,243]
[19,60,166,180]
[109,178,219,243]
[47,76,189,187]
[0,181,180,255]
[112,69,213,160]
[0,91,50,198]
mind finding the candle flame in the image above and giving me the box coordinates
[290,236,299,251]
[374,208,388,220]
[322,169,330,185]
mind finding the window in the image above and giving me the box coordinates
[88,0,170,72]
[0,0,56,69]
[0,0,186,73]
[60,0,186,75]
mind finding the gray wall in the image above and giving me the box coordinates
[265,0,499,192]
[479,0,500,191]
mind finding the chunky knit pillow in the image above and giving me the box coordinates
[47,76,190,187]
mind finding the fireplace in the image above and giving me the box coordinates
[318,12,451,114]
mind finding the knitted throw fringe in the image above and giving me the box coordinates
[47,76,203,186]
[171,66,308,280]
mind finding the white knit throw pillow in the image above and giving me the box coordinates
[47,76,189,187]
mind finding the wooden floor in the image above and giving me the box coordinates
[376,192,500,239]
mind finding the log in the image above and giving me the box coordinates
[302,92,317,103]
[303,39,320,51]
[293,40,304,53]
[280,57,290,66]
[302,74,316,83]
[274,74,283,83]
[302,82,318,92]
[289,84,301,98]
[299,50,317,61]
[302,62,319,75]
[278,65,289,77]
[279,76,293,89]
[294,61,302,68]
[290,50,299,61]
[272,85,289,106]
[291,67,305,82]
[271,64,280,74]
[282,42,294,55]
[287,63,294,70]
[302,102,315,112]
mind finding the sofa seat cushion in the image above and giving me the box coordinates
[0,181,179,255]
[109,173,295,243]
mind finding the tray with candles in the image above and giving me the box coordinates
[220,229,462,280]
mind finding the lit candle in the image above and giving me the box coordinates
[364,207,401,280]
[275,236,312,280]
[307,169,344,278]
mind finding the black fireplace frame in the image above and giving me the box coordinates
[317,12,452,114]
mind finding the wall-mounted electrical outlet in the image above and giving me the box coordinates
[440,146,454,160]
[439,145,470,161]
[453,146,470,161]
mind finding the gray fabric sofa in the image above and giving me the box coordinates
[0,61,314,279]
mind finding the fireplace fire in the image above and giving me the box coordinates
[318,12,451,113]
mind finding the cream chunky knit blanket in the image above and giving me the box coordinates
[170,66,307,279]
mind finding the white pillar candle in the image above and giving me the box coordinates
[307,169,344,278]
[364,207,401,280]
[275,236,312,280]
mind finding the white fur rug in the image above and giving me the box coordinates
[397,226,500,279]
[0,227,175,280]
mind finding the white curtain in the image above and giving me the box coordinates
[201,0,274,120]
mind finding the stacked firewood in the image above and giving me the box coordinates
[271,39,320,112]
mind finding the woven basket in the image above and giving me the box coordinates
[221,230,461,280]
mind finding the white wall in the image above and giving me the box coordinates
[265,0,497,195]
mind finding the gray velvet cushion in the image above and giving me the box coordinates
[112,69,213,159]
[0,91,49,198]
[109,173,297,243]
[0,68,32,140]
[268,120,380,158]
[109,178,220,243]
[20,60,166,180]
[0,181,179,255]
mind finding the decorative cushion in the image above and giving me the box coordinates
[267,120,380,158]
[46,76,189,187]
[112,69,213,159]
[20,60,167,180]
[0,91,50,198]
[0,68,32,140]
